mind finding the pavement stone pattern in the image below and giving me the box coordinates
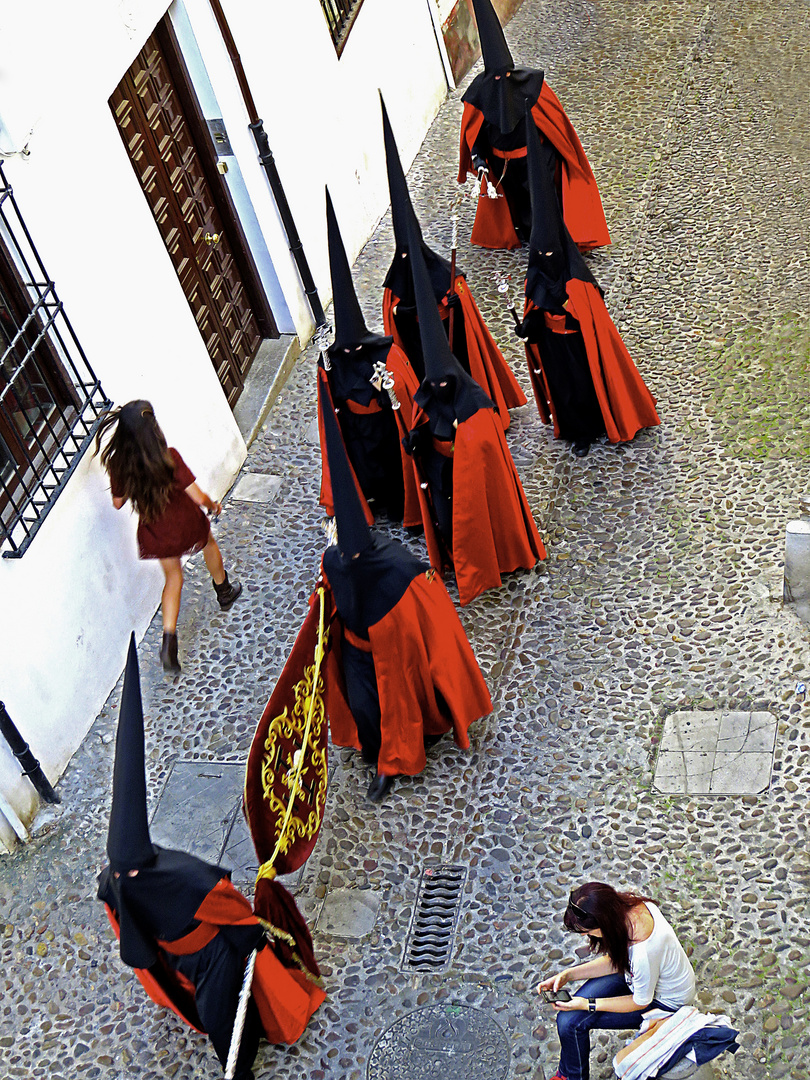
[1,1,809,1078]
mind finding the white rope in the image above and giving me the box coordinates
[224,948,258,1079]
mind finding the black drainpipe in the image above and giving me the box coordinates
[0,702,61,804]
[207,0,326,329]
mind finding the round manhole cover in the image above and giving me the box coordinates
[367,1004,511,1079]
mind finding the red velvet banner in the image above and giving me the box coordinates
[244,590,329,877]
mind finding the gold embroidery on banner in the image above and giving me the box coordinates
[258,604,329,866]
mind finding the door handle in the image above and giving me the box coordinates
[204,232,220,246]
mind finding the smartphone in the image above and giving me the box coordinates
[541,989,572,1004]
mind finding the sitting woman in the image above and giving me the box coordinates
[537,882,697,1080]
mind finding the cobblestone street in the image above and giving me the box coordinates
[1,1,809,1078]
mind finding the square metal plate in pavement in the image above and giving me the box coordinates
[150,760,247,873]
[230,473,282,504]
[150,760,306,894]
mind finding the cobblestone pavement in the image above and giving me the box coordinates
[2,1,809,1078]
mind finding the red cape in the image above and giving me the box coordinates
[458,84,611,252]
[322,572,492,776]
[383,277,526,430]
[524,280,660,443]
[104,877,325,1045]
[411,407,545,605]
[383,342,423,527]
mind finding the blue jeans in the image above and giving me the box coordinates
[556,974,674,1080]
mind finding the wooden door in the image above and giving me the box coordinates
[110,24,274,407]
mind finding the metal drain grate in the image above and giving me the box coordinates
[402,864,466,971]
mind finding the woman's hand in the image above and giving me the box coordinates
[553,995,589,1012]
[536,970,570,994]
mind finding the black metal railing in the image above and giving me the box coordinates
[0,164,110,558]
[319,0,366,55]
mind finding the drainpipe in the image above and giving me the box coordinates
[0,701,61,804]
[206,0,326,329]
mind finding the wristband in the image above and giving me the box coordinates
[588,999,597,1013]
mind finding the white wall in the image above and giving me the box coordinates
[0,0,246,840]
[217,0,449,329]
[0,0,449,840]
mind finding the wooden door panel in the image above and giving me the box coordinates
[199,246,261,377]
[110,27,263,406]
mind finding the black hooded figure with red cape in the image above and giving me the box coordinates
[458,0,610,253]
[317,187,421,526]
[403,211,545,606]
[379,94,526,431]
[517,102,660,457]
[97,636,324,1080]
[316,383,492,803]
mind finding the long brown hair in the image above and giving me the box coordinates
[94,401,176,524]
[563,882,657,976]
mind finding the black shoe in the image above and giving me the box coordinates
[214,572,243,610]
[572,440,591,458]
[423,733,443,750]
[159,631,181,674]
[367,772,394,803]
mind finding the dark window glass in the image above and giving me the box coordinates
[0,164,110,557]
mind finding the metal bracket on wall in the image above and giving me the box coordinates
[206,118,234,157]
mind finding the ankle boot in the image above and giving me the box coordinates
[213,572,243,610]
[160,631,181,674]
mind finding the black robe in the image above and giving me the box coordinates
[319,343,405,522]
[98,852,263,1079]
[98,851,324,1077]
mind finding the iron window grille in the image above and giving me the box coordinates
[0,163,110,558]
[319,0,366,56]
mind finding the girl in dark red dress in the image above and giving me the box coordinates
[95,401,241,673]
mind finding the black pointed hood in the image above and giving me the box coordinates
[380,94,419,260]
[409,213,493,432]
[98,637,239,970]
[97,846,229,969]
[322,528,428,638]
[525,102,597,312]
[380,93,453,302]
[471,0,513,72]
[462,0,545,132]
[326,187,386,350]
[106,634,156,873]
[325,186,392,393]
[320,379,374,559]
[320,362,427,633]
